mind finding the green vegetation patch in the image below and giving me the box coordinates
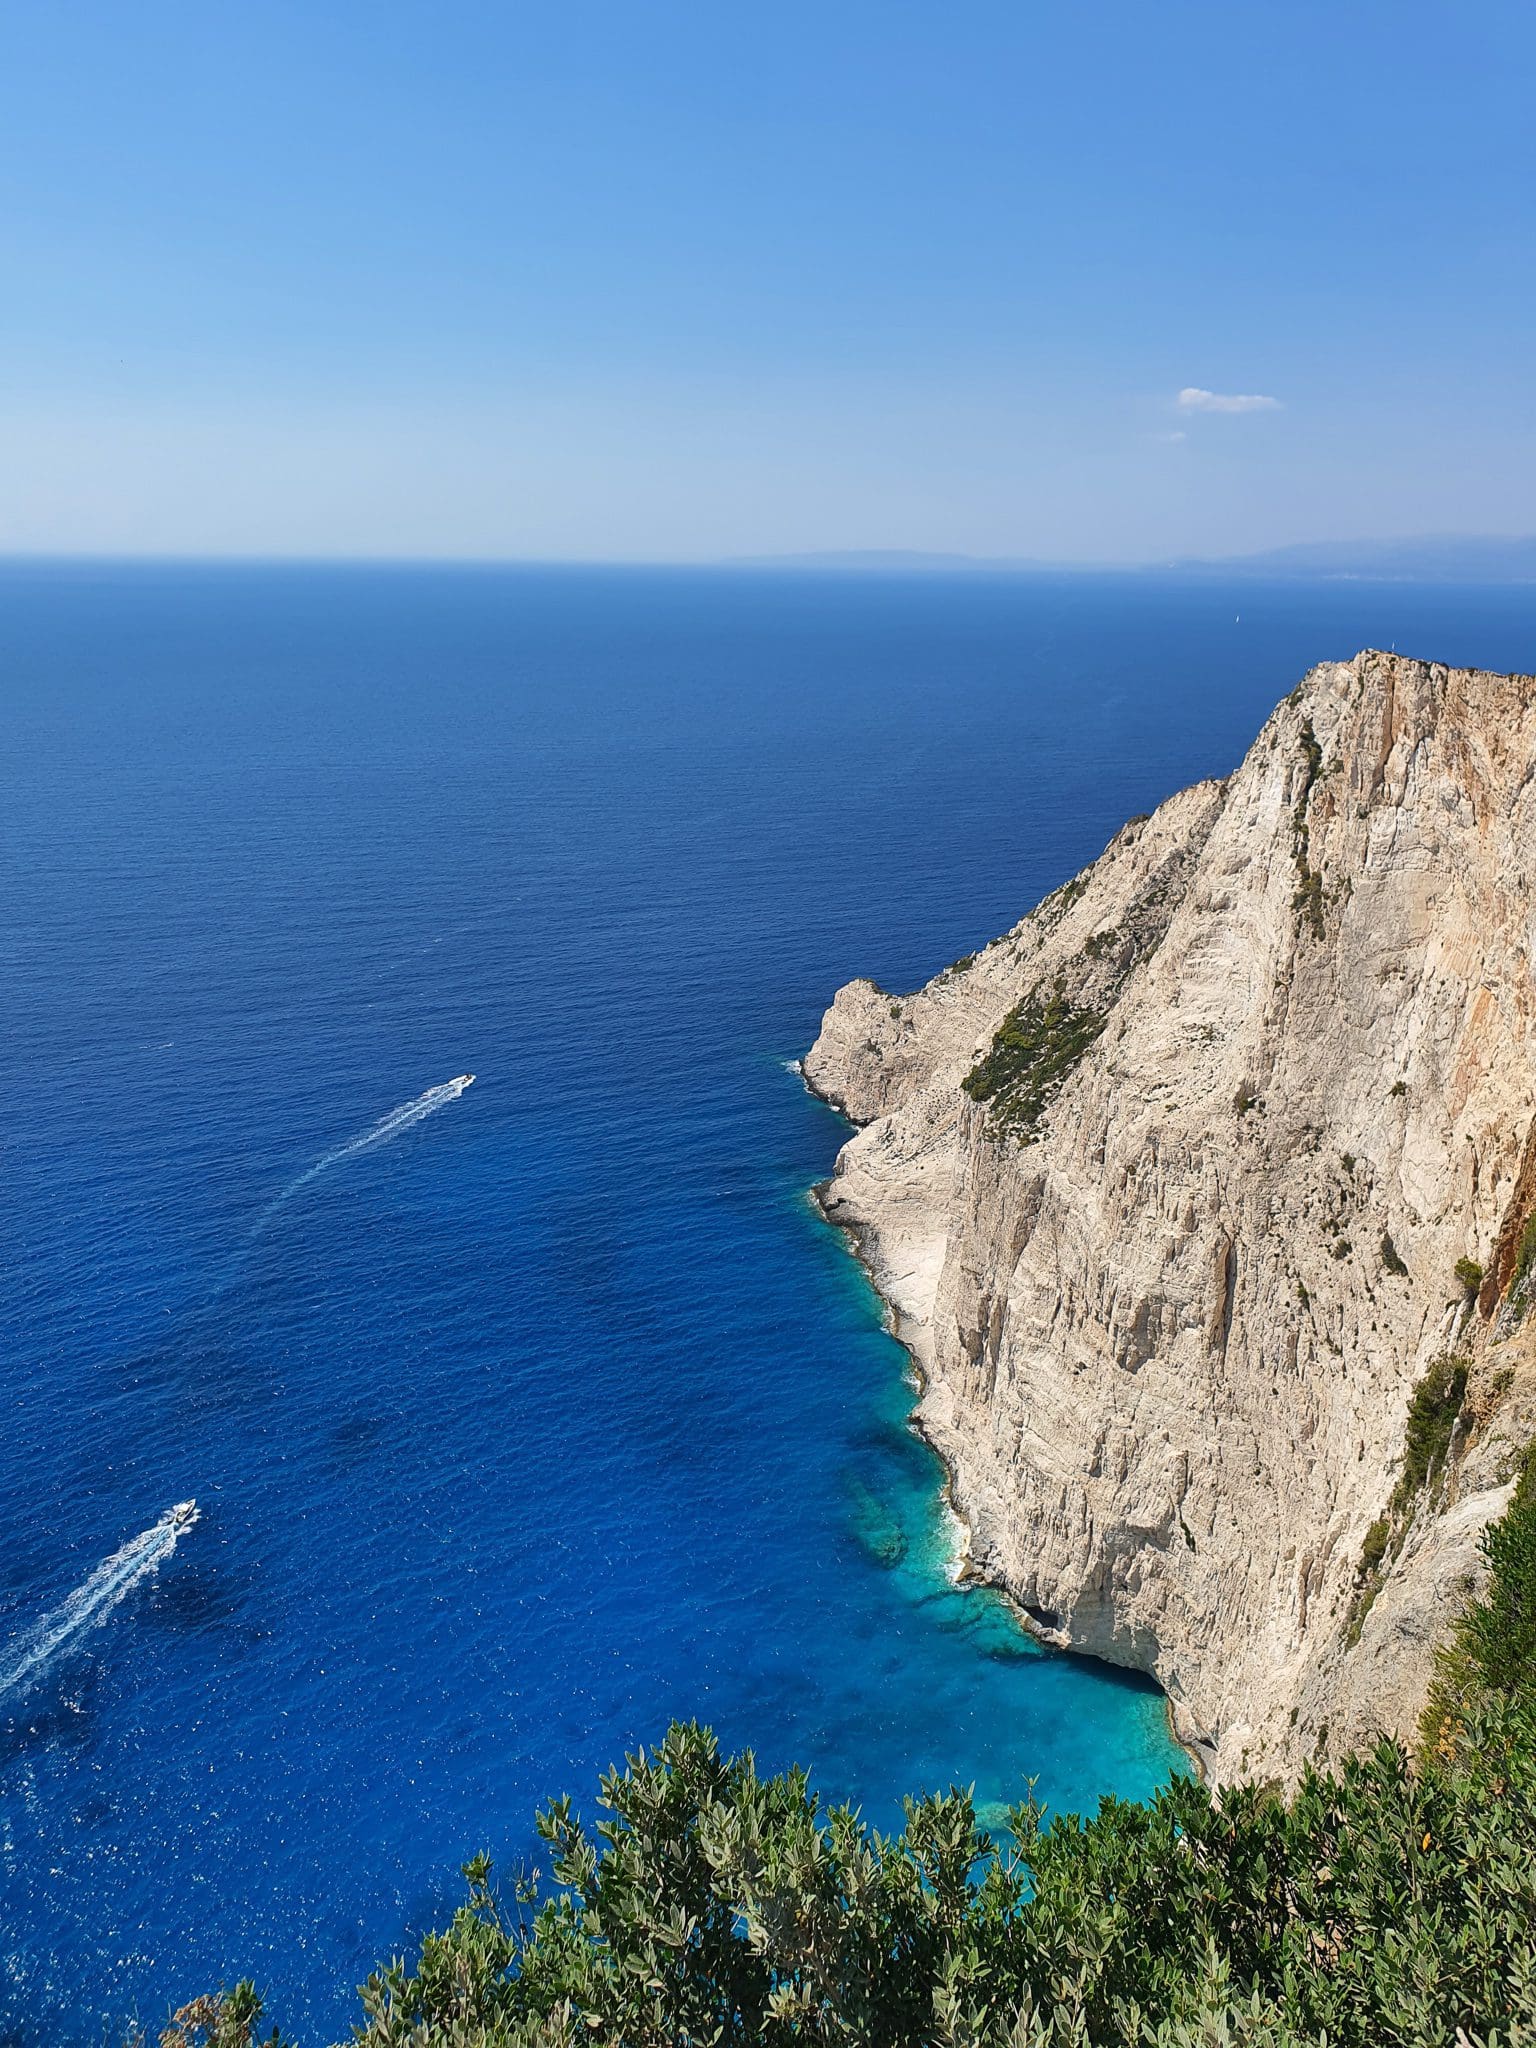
[1292,868,1325,937]
[1294,718,1323,803]
[1391,1352,1469,1515]
[1359,1516,1391,1578]
[1462,1445,1536,1698]
[1290,720,1328,939]
[1425,1441,1536,1755]
[962,983,1105,1139]
[1350,1354,1469,1637]
[1035,869,1090,931]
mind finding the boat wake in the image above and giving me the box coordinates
[258,1074,474,1225]
[0,1502,199,1707]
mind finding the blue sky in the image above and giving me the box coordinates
[1,1,1531,561]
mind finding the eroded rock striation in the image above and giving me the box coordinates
[806,651,1536,1782]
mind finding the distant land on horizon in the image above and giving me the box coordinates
[4,536,1536,583]
[733,535,1536,584]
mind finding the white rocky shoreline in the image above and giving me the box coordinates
[804,1093,1202,1772]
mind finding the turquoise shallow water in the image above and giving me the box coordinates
[3,563,1533,2043]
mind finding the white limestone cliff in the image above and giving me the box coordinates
[806,651,1536,1783]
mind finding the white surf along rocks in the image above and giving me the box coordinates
[806,652,1536,1783]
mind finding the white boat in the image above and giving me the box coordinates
[168,1500,198,1530]
[451,1073,475,1088]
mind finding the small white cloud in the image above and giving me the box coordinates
[1177,387,1281,414]
[1153,429,1187,443]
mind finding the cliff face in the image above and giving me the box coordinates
[806,652,1536,1783]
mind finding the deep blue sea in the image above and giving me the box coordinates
[3,563,1533,2043]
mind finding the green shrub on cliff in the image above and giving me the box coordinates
[1511,1218,1536,1307]
[962,985,1105,1138]
[1425,1441,1536,1753]
[1391,1354,1468,1513]
[1464,1444,1536,1698]
[1347,1357,1473,1649]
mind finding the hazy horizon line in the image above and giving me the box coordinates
[2,531,1535,582]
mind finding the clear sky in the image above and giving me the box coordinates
[1,1,1532,562]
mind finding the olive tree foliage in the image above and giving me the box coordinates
[122,1980,289,2048]
[339,1703,1536,2048]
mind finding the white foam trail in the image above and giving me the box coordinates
[0,1502,199,1706]
[259,1074,474,1224]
